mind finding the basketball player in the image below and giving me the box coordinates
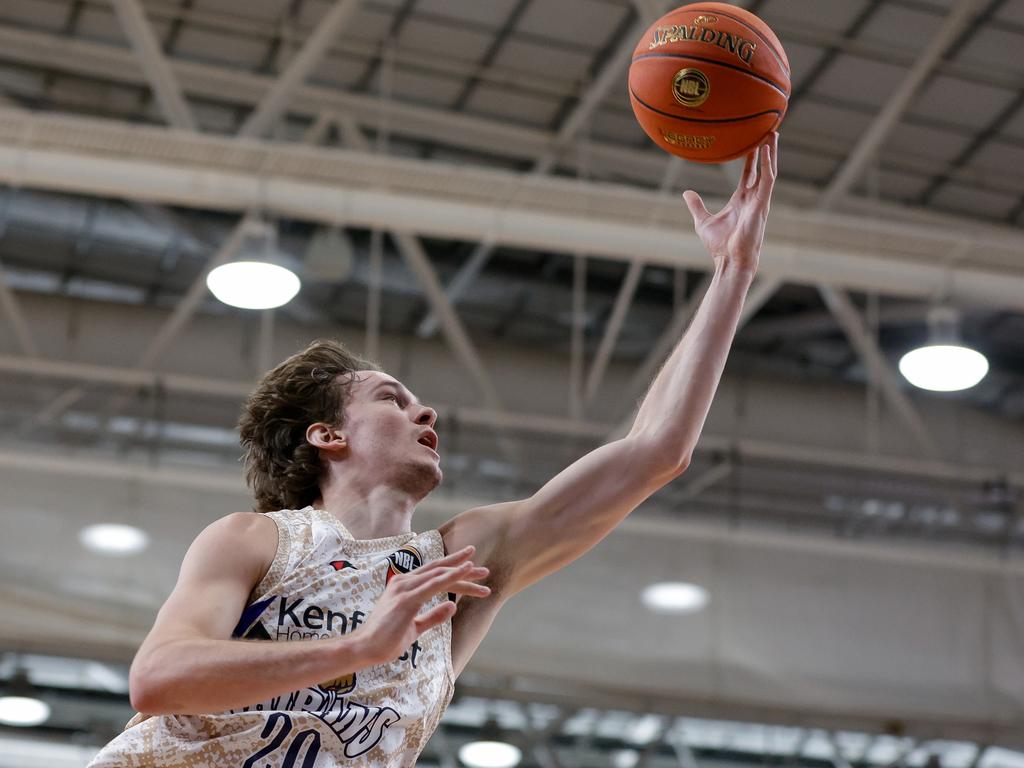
[88,132,778,767]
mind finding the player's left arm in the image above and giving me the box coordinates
[443,133,778,601]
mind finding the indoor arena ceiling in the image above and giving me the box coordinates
[0,0,1023,762]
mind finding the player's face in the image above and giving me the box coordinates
[339,370,441,495]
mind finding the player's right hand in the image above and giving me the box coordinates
[357,545,489,665]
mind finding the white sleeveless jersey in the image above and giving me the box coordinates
[88,506,455,768]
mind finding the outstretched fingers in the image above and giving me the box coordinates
[413,545,475,576]
[755,132,778,202]
[742,150,758,190]
[409,563,490,600]
[683,189,711,228]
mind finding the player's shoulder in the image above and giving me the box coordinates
[183,512,278,582]
[208,510,276,534]
[193,511,277,551]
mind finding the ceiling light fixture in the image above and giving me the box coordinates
[641,582,709,614]
[898,307,988,392]
[207,218,301,310]
[458,741,523,768]
[79,523,150,556]
[0,670,50,727]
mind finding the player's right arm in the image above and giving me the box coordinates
[129,513,488,716]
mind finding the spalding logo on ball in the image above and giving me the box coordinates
[628,2,790,163]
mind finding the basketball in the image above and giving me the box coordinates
[628,2,790,163]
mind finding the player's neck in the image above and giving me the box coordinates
[314,482,417,540]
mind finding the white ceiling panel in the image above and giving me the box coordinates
[516,0,628,45]
[859,4,945,56]
[0,66,46,100]
[398,17,494,62]
[783,99,875,144]
[192,102,241,134]
[877,169,933,201]
[886,122,973,166]
[333,6,394,43]
[910,76,1018,131]
[0,0,68,32]
[385,66,467,108]
[76,6,132,46]
[995,0,1024,25]
[811,54,908,109]
[967,139,1024,177]
[417,0,523,29]
[781,147,840,184]
[760,0,874,34]
[931,181,1019,220]
[1002,106,1024,140]
[465,83,562,127]
[784,41,828,93]
[43,77,146,118]
[312,52,368,89]
[590,106,648,145]
[174,26,268,69]
[493,38,595,86]
[195,0,290,22]
[954,26,1024,71]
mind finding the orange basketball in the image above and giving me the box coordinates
[628,3,790,163]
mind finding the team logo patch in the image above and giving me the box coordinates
[385,545,422,585]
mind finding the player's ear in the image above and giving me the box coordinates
[306,423,347,454]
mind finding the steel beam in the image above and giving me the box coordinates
[817,0,987,209]
[338,120,517,460]
[5,112,1024,309]
[608,274,779,440]
[109,0,197,131]
[143,216,254,370]
[669,734,702,768]
[413,7,661,339]
[808,0,982,466]
[1,353,1022,487]
[738,276,783,327]
[2,21,1022,238]
[569,255,587,421]
[0,266,38,358]
[31,215,254,423]
[818,286,939,459]
[584,157,686,407]
[414,239,494,338]
[673,457,734,503]
[606,274,712,440]
[238,0,361,139]
[584,260,643,406]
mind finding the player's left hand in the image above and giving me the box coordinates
[682,131,778,275]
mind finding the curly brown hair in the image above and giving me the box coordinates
[239,339,380,513]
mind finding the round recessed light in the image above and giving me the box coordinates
[0,696,50,726]
[898,344,988,392]
[458,741,522,768]
[79,523,150,556]
[641,582,708,614]
[206,261,301,310]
